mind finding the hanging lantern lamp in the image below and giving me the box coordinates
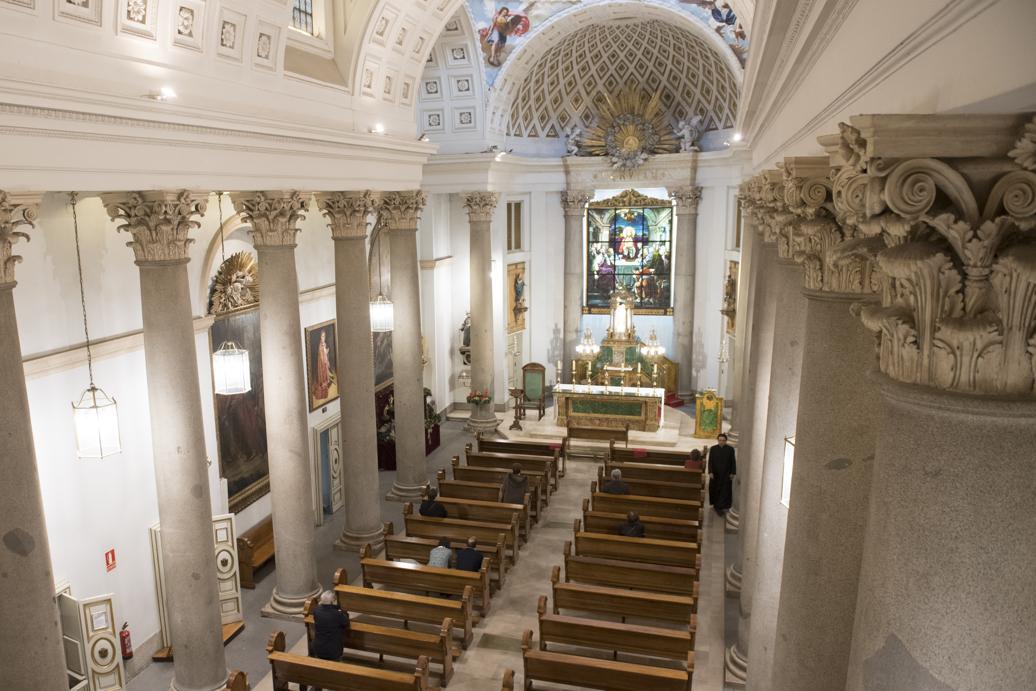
[211,191,253,395]
[369,222,394,332]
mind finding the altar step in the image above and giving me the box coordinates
[665,392,686,408]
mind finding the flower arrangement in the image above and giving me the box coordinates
[377,388,442,443]
[466,389,492,406]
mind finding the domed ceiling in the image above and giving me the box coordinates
[505,19,740,140]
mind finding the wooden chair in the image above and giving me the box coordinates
[520,362,547,420]
[237,515,274,589]
[267,630,431,690]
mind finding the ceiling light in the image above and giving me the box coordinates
[370,123,386,135]
[418,133,430,142]
[732,132,743,142]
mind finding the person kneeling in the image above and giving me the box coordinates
[303,590,351,691]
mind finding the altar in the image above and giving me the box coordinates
[555,383,666,432]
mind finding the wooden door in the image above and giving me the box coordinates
[212,513,243,625]
[78,594,125,691]
[58,592,89,691]
[327,423,344,514]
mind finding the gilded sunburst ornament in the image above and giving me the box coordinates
[209,251,259,315]
[580,89,680,171]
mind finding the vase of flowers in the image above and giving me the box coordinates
[466,389,493,407]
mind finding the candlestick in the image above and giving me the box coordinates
[571,359,577,385]
[556,360,562,386]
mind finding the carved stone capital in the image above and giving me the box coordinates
[1008,115,1036,171]
[669,186,702,214]
[0,191,40,287]
[462,191,499,224]
[561,190,591,216]
[232,191,308,249]
[316,191,378,240]
[103,190,207,265]
[379,190,427,232]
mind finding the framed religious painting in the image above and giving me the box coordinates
[305,319,339,411]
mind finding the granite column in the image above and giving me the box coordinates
[561,191,590,382]
[463,191,500,432]
[670,186,702,396]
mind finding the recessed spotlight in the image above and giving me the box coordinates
[418,133,430,142]
[732,132,743,143]
[370,123,386,135]
[146,86,177,101]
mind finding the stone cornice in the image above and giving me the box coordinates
[232,191,309,249]
[462,191,499,224]
[316,191,378,240]
[0,191,40,287]
[102,190,207,265]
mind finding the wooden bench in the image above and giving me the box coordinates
[382,528,508,589]
[564,423,629,459]
[361,554,492,615]
[465,446,559,492]
[302,597,454,686]
[237,515,274,589]
[501,668,515,690]
[449,458,549,510]
[604,461,703,486]
[581,500,700,543]
[401,506,519,566]
[332,568,475,649]
[536,596,695,660]
[551,567,696,625]
[433,475,541,525]
[562,540,699,599]
[521,630,692,691]
[570,529,699,570]
[225,670,248,691]
[476,434,566,477]
[610,443,705,467]
[597,467,703,502]
[267,630,431,691]
[590,491,703,523]
[423,492,530,543]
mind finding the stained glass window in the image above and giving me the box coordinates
[292,0,315,35]
[585,190,674,312]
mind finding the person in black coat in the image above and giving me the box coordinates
[602,468,630,494]
[618,511,645,538]
[455,536,485,572]
[419,487,448,518]
[309,590,350,660]
[708,433,737,516]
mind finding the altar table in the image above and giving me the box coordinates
[554,384,665,433]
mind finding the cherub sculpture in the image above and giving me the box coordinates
[675,115,704,152]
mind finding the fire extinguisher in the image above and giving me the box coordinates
[120,622,133,661]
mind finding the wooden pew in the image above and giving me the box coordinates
[536,596,695,659]
[610,443,705,467]
[501,668,515,690]
[423,493,530,543]
[581,500,700,543]
[449,458,548,510]
[604,461,703,486]
[225,670,248,691]
[564,424,629,459]
[237,515,274,589]
[383,528,508,589]
[302,597,454,686]
[360,552,492,615]
[465,445,559,492]
[267,630,431,690]
[433,475,540,526]
[590,490,703,523]
[551,567,696,624]
[332,569,474,649]
[597,467,703,502]
[521,630,692,691]
[476,434,566,478]
[401,504,520,565]
[570,528,699,570]
[562,540,698,599]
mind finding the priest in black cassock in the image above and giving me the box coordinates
[707,433,737,516]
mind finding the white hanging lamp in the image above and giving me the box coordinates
[211,191,252,395]
[640,328,666,358]
[369,225,394,332]
[69,192,122,459]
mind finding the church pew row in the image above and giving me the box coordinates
[604,460,703,486]
[581,500,700,543]
[536,596,695,661]
[550,567,696,624]
[267,631,431,691]
[382,528,508,589]
[400,505,520,565]
[332,568,474,649]
[360,552,492,615]
[570,524,701,569]
[420,491,530,543]
[609,443,706,467]
[590,489,703,523]
[562,540,699,600]
[596,467,704,502]
[302,596,455,686]
[225,670,248,691]
[449,458,549,509]
[433,476,541,525]
[521,630,692,691]
[476,433,566,478]
[464,445,559,493]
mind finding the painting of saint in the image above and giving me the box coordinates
[306,320,339,411]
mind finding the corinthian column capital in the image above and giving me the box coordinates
[462,191,499,223]
[669,186,702,214]
[561,190,591,216]
[232,191,309,248]
[103,190,207,265]
[316,191,378,240]
[0,191,40,287]
[379,190,427,232]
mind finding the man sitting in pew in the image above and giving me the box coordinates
[602,468,630,495]
[428,537,453,568]
[501,464,529,504]
[618,511,646,538]
[302,590,351,691]
[420,488,449,518]
[455,536,485,573]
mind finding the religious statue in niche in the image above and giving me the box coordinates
[508,262,528,333]
[458,313,472,366]
[580,89,680,171]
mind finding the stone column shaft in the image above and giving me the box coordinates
[383,191,428,500]
[561,191,590,382]
[105,191,227,691]
[317,192,384,551]
[0,193,68,691]
[463,192,500,431]
[671,187,702,395]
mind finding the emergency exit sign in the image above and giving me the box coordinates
[105,549,116,572]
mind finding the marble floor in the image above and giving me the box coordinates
[127,413,730,690]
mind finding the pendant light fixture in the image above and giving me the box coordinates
[211,191,252,395]
[69,193,122,459]
[369,223,394,332]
